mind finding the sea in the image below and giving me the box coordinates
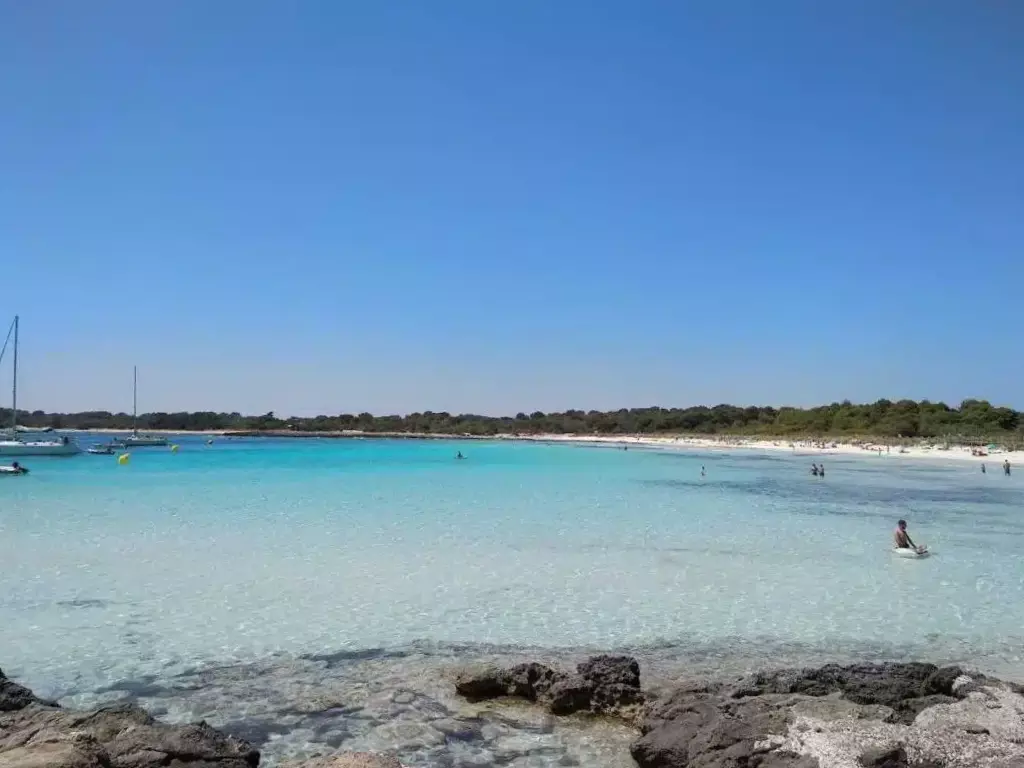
[2,436,1022,766]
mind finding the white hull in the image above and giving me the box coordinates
[117,436,168,447]
[0,440,81,456]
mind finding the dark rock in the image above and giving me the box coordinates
[453,665,513,701]
[453,662,567,703]
[891,694,957,724]
[859,744,908,767]
[506,662,564,701]
[577,656,644,713]
[454,655,643,718]
[630,693,816,768]
[733,663,938,707]
[0,669,57,712]
[922,667,966,697]
[0,674,259,768]
[547,676,593,716]
[727,663,971,724]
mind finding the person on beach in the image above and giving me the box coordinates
[893,519,921,551]
[1005,459,1011,476]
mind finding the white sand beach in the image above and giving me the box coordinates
[506,433,1017,466]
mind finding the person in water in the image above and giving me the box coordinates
[811,463,819,476]
[455,451,465,460]
[700,465,706,478]
[1005,459,1011,476]
[818,463,825,478]
[893,519,921,551]
[982,463,987,474]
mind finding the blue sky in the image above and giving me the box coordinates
[2,1,1021,416]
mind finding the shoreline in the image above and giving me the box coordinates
[66,428,1016,466]
[8,649,1024,768]
[510,433,1017,465]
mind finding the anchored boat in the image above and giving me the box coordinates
[0,316,81,457]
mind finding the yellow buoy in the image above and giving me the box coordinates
[170,444,179,453]
[118,453,130,465]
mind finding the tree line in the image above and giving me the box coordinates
[2,398,1022,440]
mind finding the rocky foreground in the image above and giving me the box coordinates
[3,657,1024,768]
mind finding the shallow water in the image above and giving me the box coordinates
[1,437,1022,764]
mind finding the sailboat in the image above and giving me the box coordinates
[114,366,168,447]
[0,316,81,456]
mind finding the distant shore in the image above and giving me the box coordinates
[64,428,1018,465]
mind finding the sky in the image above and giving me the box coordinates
[1,1,1022,417]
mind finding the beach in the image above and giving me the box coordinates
[510,433,1016,466]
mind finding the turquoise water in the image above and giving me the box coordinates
[2,437,1023,763]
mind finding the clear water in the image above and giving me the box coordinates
[2,438,1022,765]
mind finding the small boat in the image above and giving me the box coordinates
[0,316,81,457]
[0,463,29,475]
[87,445,117,455]
[113,366,169,448]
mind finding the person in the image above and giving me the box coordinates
[10,461,27,475]
[893,519,920,551]
[700,465,706,478]
[455,451,465,460]
[982,463,987,474]
[818,463,825,478]
[1005,459,1011,477]
[811,463,819,476]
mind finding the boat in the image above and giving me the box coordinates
[0,463,29,475]
[113,366,168,448]
[87,445,117,455]
[0,316,81,457]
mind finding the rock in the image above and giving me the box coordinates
[631,693,805,768]
[547,676,593,716]
[728,663,970,724]
[0,673,258,768]
[0,669,56,712]
[859,745,908,767]
[453,662,565,703]
[284,753,403,768]
[453,656,644,718]
[576,656,644,714]
[454,664,514,701]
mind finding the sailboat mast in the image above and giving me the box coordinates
[133,365,138,433]
[10,315,18,434]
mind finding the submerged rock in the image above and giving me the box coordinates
[284,753,403,768]
[454,655,645,718]
[0,669,56,712]
[0,670,259,768]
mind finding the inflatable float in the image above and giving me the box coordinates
[893,546,929,558]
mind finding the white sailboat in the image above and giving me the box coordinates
[0,316,81,457]
[114,366,168,447]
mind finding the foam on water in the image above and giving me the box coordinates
[2,438,1023,763]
